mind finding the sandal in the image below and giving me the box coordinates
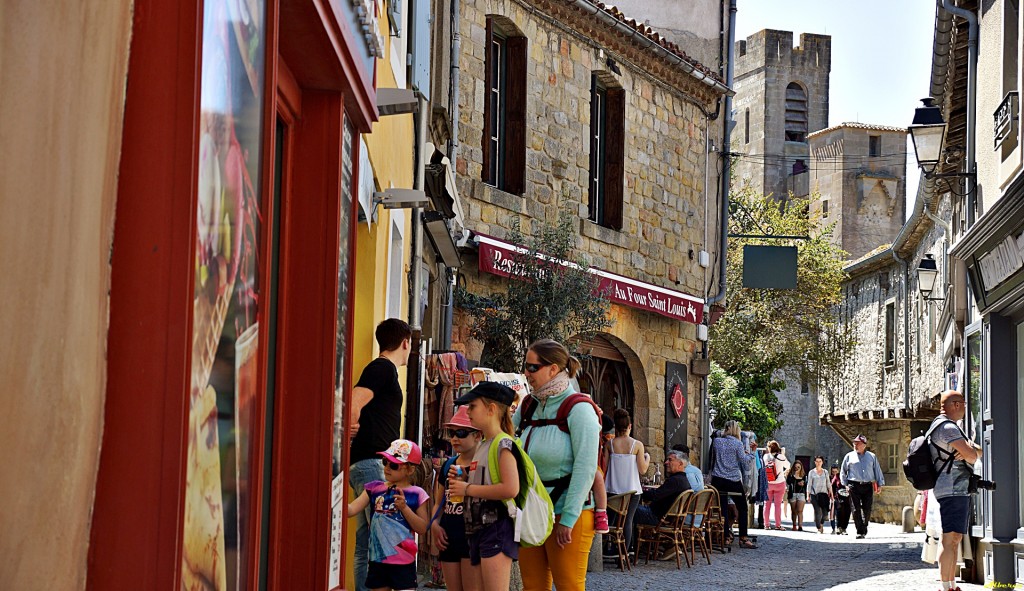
[738,538,758,549]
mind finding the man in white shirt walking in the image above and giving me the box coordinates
[840,434,885,539]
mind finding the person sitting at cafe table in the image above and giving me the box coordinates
[633,450,693,527]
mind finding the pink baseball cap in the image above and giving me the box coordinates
[378,439,423,465]
[445,406,476,430]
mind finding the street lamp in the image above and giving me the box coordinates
[916,254,943,301]
[908,98,948,177]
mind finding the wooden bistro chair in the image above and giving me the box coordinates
[703,485,729,553]
[680,488,715,565]
[604,492,635,572]
[634,489,694,569]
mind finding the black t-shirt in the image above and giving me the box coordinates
[350,358,404,463]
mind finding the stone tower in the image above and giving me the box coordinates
[808,124,908,260]
[731,30,831,200]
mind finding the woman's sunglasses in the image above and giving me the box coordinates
[448,428,477,439]
[381,458,404,470]
[523,362,552,373]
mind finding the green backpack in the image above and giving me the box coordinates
[488,432,555,547]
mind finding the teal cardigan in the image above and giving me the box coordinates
[512,385,601,529]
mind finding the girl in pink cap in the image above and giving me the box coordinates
[431,407,483,591]
[347,439,430,591]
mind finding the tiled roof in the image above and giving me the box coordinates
[808,122,908,138]
[592,2,726,86]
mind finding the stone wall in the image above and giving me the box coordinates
[451,0,724,463]
[816,209,951,523]
[809,125,907,260]
[731,30,831,199]
[772,368,848,467]
[605,0,726,70]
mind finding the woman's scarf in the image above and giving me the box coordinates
[531,372,570,403]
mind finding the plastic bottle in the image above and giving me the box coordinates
[449,465,465,503]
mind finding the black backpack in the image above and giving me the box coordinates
[903,418,956,490]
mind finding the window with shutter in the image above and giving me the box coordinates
[785,82,808,143]
[482,18,526,195]
[589,75,624,231]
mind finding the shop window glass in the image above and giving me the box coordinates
[967,332,982,441]
[329,116,357,588]
[1018,322,1024,528]
[183,0,268,589]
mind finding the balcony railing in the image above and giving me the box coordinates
[993,91,1018,150]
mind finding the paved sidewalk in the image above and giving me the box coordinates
[586,521,987,591]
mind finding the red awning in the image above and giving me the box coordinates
[475,233,704,325]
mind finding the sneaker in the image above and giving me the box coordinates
[594,510,610,534]
[856,534,865,539]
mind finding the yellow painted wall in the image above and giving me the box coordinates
[0,1,133,589]
[347,2,416,587]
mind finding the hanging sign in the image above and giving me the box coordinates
[476,234,704,325]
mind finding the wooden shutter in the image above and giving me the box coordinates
[604,87,625,231]
[481,18,494,184]
[505,36,528,195]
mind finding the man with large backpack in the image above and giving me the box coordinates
[929,390,981,591]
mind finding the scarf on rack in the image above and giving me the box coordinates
[531,372,570,403]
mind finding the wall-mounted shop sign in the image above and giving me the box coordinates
[968,221,1024,311]
[476,233,704,325]
[977,230,1024,289]
[352,0,385,56]
[333,0,385,79]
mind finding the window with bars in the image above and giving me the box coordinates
[785,82,808,143]
[588,75,624,230]
[482,19,526,195]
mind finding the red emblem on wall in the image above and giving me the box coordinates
[671,384,685,418]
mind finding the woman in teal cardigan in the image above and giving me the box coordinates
[514,339,600,591]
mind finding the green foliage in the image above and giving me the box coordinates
[710,187,854,387]
[456,212,613,372]
[708,361,783,441]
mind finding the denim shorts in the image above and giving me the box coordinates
[938,495,970,534]
[790,493,806,502]
[468,517,518,565]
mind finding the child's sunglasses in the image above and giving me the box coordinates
[381,458,404,470]
[448,428,477,439]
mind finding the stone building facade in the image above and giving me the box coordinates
[809,123,908,260]
[770,368,847,470]
[448,0,729,463]
[819,192,950,523]
[731,29,831,200]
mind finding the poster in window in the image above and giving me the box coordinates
[183,0,266,589]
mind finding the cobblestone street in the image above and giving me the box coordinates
[585,520,987,591]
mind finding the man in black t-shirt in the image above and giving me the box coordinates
[349,318,411,591]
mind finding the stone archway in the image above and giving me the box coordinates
[571,332,649,434]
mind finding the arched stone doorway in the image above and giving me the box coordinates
[571,333,648,429]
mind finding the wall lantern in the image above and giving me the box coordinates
[916,254,943,301]
[908,97,946,177]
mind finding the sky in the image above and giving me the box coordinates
[734,0,937,215]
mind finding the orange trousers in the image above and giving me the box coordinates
[519,510,595,591]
